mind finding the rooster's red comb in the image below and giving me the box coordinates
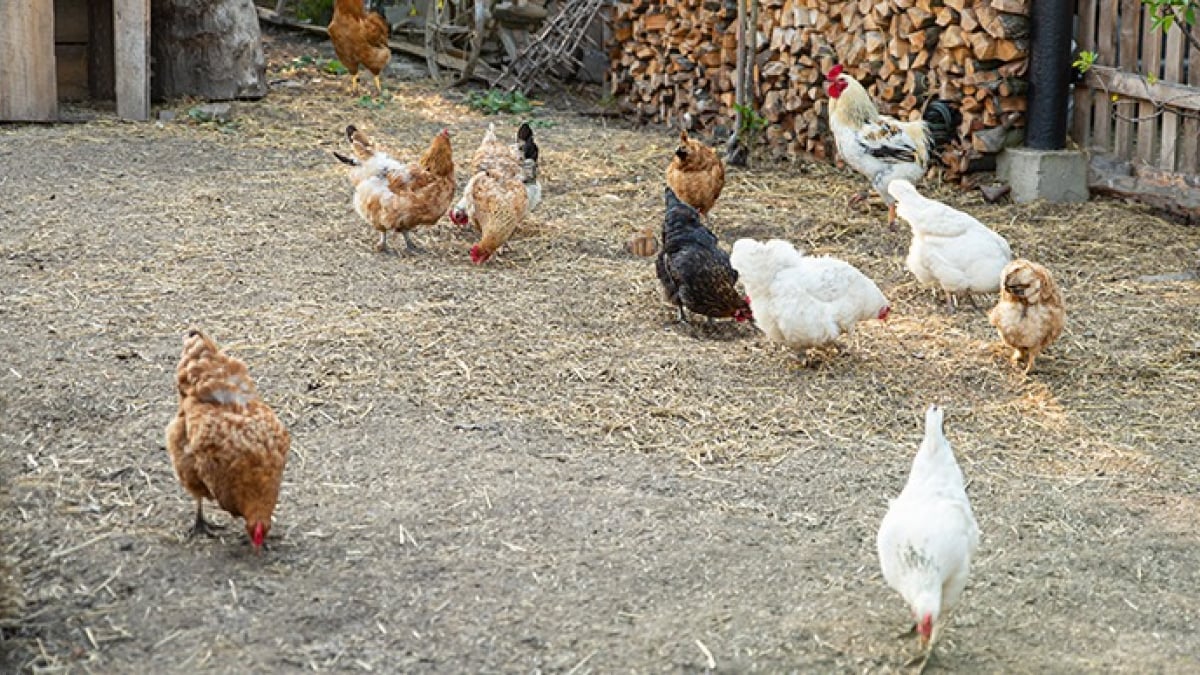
[825,64,844,80]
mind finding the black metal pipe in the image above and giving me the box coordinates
[1026,0,1074,150]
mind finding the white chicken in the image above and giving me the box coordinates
[888,179,1013,311]
[824,64,956,229]
[877,404,979,668]
[729,238,890,359]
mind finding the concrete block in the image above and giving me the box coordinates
[996,147,1089,203]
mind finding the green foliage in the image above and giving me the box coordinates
[733,102,768,144]
[355,94,391,110]
[1072,50,1097,74]
[466,89,534,115]
[295,0,334,24]
[323,59,349,76]
[523,118,556,129]
[1143,0,1197,31]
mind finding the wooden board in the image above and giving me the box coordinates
[114,0,149,120]
[1183,21,1200,173]
[0,0,57,121]
[1092,0,1117,149]
[1112,0,1139,158]
[1137,3,1163,165]
[1071,0,1097,148]
[1160,25,1184,170]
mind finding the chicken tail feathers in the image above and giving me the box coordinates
[332,151,359,167]
[922,99,960,154]
[517,123,539,162]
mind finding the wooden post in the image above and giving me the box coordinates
[114,0,150,120]
[0,0,57,121]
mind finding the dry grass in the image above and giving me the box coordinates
[1,26,1199,672]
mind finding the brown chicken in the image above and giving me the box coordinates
[333,125,456,253]
[665,129,725,217]
[987,259,1066,374]
[448,124,538,264]
[165,329,290,552]
[328,0,391,95]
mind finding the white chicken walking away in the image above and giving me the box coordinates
[730,238,890,361]
[888,179,1013,311]
[877,404,979,670]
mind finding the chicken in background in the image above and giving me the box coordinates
[448,123,538,264]
[333,125,456,253]
[877,404,979,671]
[730,238,889,360]
[328,0,391,95]
[988,259,1066,374]
[164,329,291,553]
[665,129,726,218]
[655,187,751,324]
[888,179,1013,311]
[825,64,957,229]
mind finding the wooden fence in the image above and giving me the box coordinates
[1073,0,1200,215]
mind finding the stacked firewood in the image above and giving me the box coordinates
[609,0,1031,178]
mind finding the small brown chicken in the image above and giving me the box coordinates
[328,0,391,95]
[987,259,1066,374]
[164,329,290,552]
[333,125,456,253]
[665,129,725,217]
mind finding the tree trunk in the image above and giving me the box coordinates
[151,0,267,101]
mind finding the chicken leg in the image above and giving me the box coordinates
[400,231,423,254]
[374,73,385,97]
[375,230,391,253]
[189,499,224,538]
[349,70,361,94]
[887,202,899,231]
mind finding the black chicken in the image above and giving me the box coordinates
[655,187,752,324]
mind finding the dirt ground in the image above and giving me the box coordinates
[2,26,1199,673]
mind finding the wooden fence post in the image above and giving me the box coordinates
[114,0,150,120]
[0,0,57,121]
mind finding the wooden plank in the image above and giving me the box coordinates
[1183,21,1200,173]
[0,0,57,120]
[1112,0,1139,158]
[1073,0,1097,147]
[1093,0,1118,149]
[1137,2,1163,165]
[1159,23,1184,170]
[113,0,149,120]
[89,0,115,99]
[255,7,501,83]
[1084,66,1200,112]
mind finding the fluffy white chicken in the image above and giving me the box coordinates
[888,179,1013,311]
[730,238,890,358]
[877,405,980,668]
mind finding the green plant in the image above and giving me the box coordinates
[1142,1,1200,51]
[355,94,390,109]
[295,0,333,24]
[466,89,534,115]
[323,59,349,76]
[733,102,768,144]
[1072,50,1097,75]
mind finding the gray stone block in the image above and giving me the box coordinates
[996,147,1089,203]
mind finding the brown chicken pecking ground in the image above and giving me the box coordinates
[1,25,1199,674]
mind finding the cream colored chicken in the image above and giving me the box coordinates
[988,259,1066,374]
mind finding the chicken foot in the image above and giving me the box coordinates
[400,231,424,254]
[189,499,225,538]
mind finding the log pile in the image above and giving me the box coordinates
[609,0,1031,178]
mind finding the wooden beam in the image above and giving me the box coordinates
[0,0,57,121]
[1082,65,1200,114]
[113,0,149,120]
[255,7,500,83]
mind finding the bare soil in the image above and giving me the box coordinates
[1,27,1199,674]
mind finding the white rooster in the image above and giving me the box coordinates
[877,404,980,669]
[729,238,890,359]
[888,179,1013,311]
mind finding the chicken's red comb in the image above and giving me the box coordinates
[825,64,844,80]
